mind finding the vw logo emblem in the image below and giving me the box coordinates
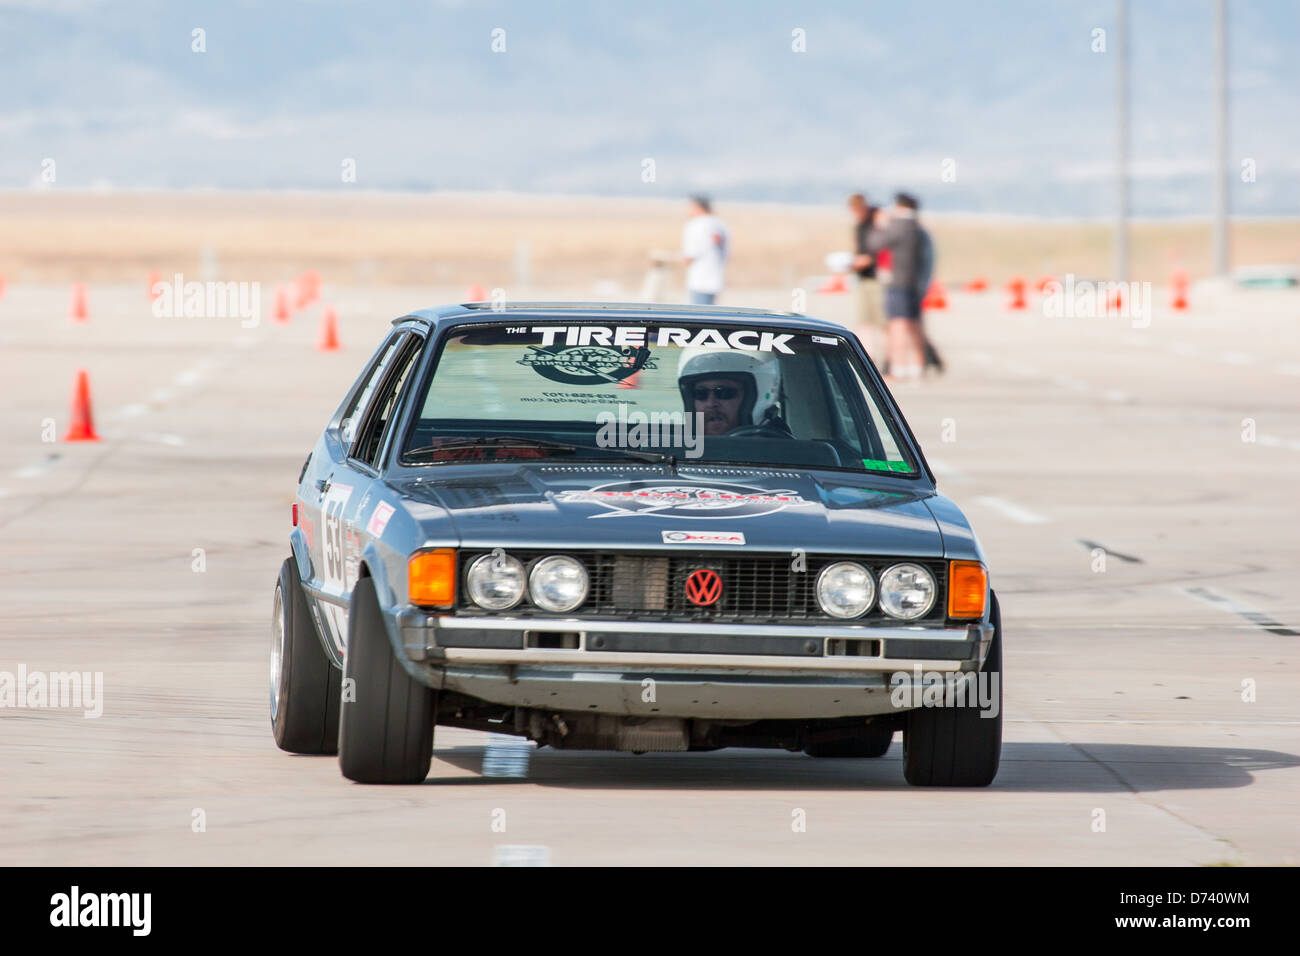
[685,568,723,607]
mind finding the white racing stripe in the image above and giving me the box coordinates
[974,495,1049,524]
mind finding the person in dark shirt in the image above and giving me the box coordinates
[867,192,926,382]
[848,193,885,360]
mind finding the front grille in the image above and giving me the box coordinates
[456,550,948,625]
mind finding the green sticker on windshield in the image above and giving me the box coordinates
[862,458,914,473]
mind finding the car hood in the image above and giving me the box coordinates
[390,463,946,558]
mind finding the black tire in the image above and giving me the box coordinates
[902,592,1003,786]
[805,723,894,758]
[271,557,341,754]
[338,575,435,784]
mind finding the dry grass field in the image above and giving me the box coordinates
[2,191,1296,293]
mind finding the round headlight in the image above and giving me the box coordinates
[816,562,876,619]
[878,563,937,620]
[466,552,525,610]
[528,555,589,613]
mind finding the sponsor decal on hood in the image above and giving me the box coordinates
[661,530,746,545]
[555,480,809,519]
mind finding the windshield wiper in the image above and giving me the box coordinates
[404,436,675,465]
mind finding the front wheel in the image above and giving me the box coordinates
[338,576,436,784]
[902,592,1003,786]
[271,557,341,755]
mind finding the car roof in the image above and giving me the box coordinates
[392,301,849,335]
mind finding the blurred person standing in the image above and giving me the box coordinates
[848,193,885,359]
[680,195,729,305]
[867,193,926,382]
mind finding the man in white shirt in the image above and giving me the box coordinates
[679,196,729,305]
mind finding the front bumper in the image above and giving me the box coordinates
[397,611,994,719]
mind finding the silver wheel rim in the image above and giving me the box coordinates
[270,584,285,721]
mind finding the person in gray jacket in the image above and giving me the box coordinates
[867,193,926,382]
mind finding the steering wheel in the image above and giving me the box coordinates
[725,423,793,439]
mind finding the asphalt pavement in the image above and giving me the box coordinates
[1,280,1296,865]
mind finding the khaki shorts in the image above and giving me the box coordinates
[855,277,886,329]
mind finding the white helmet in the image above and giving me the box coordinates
[677,348,782,426]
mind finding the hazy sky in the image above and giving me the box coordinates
[2,0,1296,216]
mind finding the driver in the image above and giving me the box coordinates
[677,348,787,437]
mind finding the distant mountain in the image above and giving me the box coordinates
[1,0,1295,215]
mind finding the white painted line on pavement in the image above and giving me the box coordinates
[482,733,532,778]
[13,455,59,479]
[137,433,185,447]
[1256,433,1300,451]
[173,368,203,387]
[1050,375,1089,392]
[1101,389,1131,403]
[149,387,175,404]
[1004,360,1039,378]
[974,495,1049,524]
[110,403,149,420]
[926,456,970,484]
[1219,351,1255,366]
[494,845,552,867]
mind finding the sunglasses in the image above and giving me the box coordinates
[692,385,740,401]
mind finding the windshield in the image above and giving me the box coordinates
[399,320,918,475]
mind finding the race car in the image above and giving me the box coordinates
[271,302,1002,785]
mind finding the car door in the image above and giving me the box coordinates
[313,330,425,656]
[300,330,408,655]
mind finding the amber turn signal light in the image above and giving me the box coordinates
[947,560,988,619]
[409,549,456,607]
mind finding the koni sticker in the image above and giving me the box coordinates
[556,481,808,519]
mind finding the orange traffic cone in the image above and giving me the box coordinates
[69,282,89,322]
[816,274,848,294]
[1005,277,1027,310]
[465,283,487,301]
[963,277,988,293]
[1170,269,1189,310]
[317,305,341,352]
[921,281,947,310]
[295,270,320,310]
[63,369,101,442]
[273,286,291,323]
[147,270,162,301]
